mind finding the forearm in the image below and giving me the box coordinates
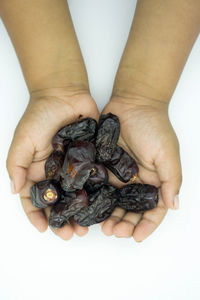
[0,0,88,93]
[113,0,200,103]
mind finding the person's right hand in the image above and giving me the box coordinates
[6,88,99,240]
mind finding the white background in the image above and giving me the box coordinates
[0,0,200,299]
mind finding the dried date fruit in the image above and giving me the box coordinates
[49,189,88,228]
[45,151,64,181]
[30,180,61,208]
[66,140,96,163]
[60,141,96,192]
[84,164,108,193]
[105,145,139,183]
[52,134,67,153]
[27,112,163,232]
[74,185,117,226]
[52,118,97,152]
[96,113,120,162]
[117,183,158,213]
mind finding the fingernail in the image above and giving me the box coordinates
[173,195,179,210]
[10,180,16,194]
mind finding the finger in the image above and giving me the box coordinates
[133,192,168,242]
[7,128,34,194]
[107,169,127,188]
[50,224,74,241]
[113,212,142,238]
[101,207,126,236]
[26,160,46,182]
[69,218,89,237]
[45,208,74,241]
[155,151,182,210]
[20,180,48,233]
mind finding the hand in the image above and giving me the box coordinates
[6,88,99,240]
[101,96,182,242]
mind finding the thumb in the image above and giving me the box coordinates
[6,130,34,194]
[156,152,182,210]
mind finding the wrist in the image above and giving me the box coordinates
[112,67,173,106]
[27,63,89,95]
[27,87,98,131]
[30,86,91,102]
[111,86,169,112]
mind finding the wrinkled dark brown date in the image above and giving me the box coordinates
[45,151,64,181]
[105,145,139,183]
[74,185,117,226]
[66,140,96,163]
[117,183,158,212]
[84,164,108,193]
[60,141,96,192]
[28,114,164,232]
[52,118,97,152]
[52,134,66,153]
[30,180,61,208]
[96,113,120,162]
[49,189,88,228]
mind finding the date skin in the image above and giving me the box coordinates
[105,145,139,183]
[84,163,108,193]
[74,185,117,226]
[45,151,64,181]
[60,141,96,192]
[96,113,120,162]
[30,180,61,208]
[117,183,158,213]
[52,117,97,152]
[49,189,88,228]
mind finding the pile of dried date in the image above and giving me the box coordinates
[30,113,158,228]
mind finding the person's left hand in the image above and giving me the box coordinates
[100,96,182,242]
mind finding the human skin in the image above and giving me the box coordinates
[2,0,200,242]
[0,0,99,239]
[101,0,200,241]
